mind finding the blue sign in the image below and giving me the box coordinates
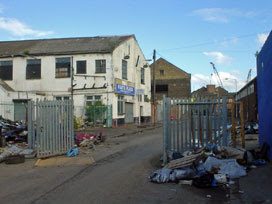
[115,84,135,95]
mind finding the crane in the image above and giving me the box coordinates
[246,69,252,83]
[210,62,224,89]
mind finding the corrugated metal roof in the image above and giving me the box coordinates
[0,35,134,57]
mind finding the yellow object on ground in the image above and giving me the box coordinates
[34,156,95,167]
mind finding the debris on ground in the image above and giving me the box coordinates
[75,129,105,152]
[0,116,27,144]
[148,142,270,190]
[67,148,79,157]
[0,144,36,163]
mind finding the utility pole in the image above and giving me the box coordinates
[71,56,74,102]
[153,49,156,126]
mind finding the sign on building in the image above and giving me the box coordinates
[115,84,135,95]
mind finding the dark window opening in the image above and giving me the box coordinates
[160,70,164,76]
[156,84,168,92]
[122,60,127,79]
[56,57,71,78]
[76,60,86,74]
[26,59,41,79]
[0,60,13,80]
[95,60,106,73]
[141,68,145,84]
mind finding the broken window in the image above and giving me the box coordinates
[26,59,41,79]
[0,60,13,80]
[122,60,127,79]
[95,60,106,73]
[76,60,86,74]
[56,57,71,78]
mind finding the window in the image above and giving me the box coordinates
[0,60,13,80]
[55,96,70,100]
[156,84,168,92]
[95,60,106,73]
[122,60,127,79]
[144,95,149,102]
[138,94,142,102]
[160,70,164,76]
[56,57,71,78]
[86,95,102,106]
[76,60,86,74]
[26,59,41,79]
[141,68,145,84]
[118,95,124,114]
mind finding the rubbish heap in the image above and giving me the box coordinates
[75,129,104,150]
[0,144,36,164]
[149,143,269,188]
[0,116,27,144]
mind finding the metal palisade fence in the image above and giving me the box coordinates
[162,96,228,165]
[28,100,74,158]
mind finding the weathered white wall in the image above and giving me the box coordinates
[0,36,151,122]
[111,37,151,120]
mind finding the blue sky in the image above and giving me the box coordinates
[0,0,271,91]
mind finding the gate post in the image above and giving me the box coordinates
[222,96,228,146]
[27,101,34,149]
[162,95,167,166]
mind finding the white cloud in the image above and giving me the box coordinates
[257,33,269,45]
[192,72,246,92]
[203,51,232,64]
[231,70,243,76]
[0,17,53,37]
[191,8,257,23]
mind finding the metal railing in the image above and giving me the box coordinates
[28,100,74,158]
[162,96,228,165]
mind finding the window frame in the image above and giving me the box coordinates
[122,60,127,80]
[86,95,102,106]
[0,60,13,80]
[118,95,124,115]
[76,60,87,74]
[95,59,106,73]
[55,57,71,78]
[26,59,41,80]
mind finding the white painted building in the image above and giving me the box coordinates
[0,35,151,126]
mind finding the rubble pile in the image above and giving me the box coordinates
[75,129,105,150]
[149,142,269,188]
[0,144,36,163]
[0,116,27,144]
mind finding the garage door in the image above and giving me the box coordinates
[125,103,134,123]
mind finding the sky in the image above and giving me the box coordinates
[0,0,271,92]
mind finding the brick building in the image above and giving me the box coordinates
[236,77,257,123]
[150,58,191,101]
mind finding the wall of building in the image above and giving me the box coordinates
[111,37,151,125]
[150,58,191,101]
[0,37,151,126]
[257,31,272,159]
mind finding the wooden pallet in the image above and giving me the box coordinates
[163,152,205,170]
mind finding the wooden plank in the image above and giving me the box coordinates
[231,102,236,147]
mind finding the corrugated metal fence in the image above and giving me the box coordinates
[162,96,228,165]
[28,100,74,158]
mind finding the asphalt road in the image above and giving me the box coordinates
[2,128,270,204]
[29,128,227,204]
